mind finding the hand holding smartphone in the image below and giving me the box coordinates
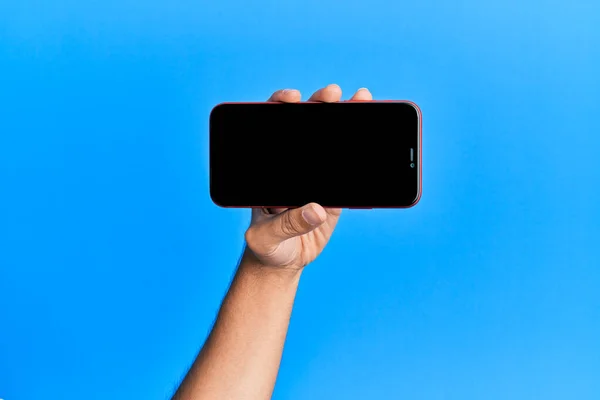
[209,86,422,209]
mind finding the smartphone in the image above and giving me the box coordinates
[209,100,422,209]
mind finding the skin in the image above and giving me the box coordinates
[172,84,373,400]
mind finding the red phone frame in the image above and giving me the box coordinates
[209,100,422,210]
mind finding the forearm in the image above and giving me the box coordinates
[173,250,302,400]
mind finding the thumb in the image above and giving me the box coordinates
[263,203,327,242]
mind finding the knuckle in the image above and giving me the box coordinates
[245,224,279,258]
[244,227,258,248]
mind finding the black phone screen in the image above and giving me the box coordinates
[209,101,421,208]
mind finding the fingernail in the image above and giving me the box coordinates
[357,87,369,92]
[302,206,324,226]
[282,89,296,94]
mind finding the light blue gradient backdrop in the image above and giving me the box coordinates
[1,1,599,399]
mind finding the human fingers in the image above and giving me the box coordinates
[267,89,302,103]
[308,84,343,102]
[266,207,288,215]
[326,208,342,217]
[349,87,373,101]
[252,208,342,221]
[246,203,327,248]
[251,207,288,223]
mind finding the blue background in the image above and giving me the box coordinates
[1,0,599,399]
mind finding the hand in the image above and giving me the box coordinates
[244,84,373,271]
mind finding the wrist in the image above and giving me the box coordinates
[239,248,303,284]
